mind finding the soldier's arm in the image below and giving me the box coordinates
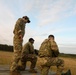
[13,19,22,33]
[29,44,35,54]
[13,19,23,39]
[51,41,60,57]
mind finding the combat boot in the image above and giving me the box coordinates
[61,69,71,75]
[10,71,21,75]
[17,66,25,71]
[29,69,37,73]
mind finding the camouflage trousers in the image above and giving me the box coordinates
[10,36,23,72]
[20,54,37,69]
[38,57,64,75]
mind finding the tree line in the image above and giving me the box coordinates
[0,44,76,56]
[0,44,13,52]
[0,44,39,55]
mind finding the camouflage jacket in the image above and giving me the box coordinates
[13,18,25,37]
[38,39,59,57]
[22,42,35,55]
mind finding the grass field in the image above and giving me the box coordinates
[0,51,76,75]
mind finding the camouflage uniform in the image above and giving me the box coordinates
[20,42,37,70]
[38,39,64,75]
[10,18,26,72]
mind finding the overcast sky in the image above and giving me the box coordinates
[0,0,76,54]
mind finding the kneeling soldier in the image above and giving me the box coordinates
[19,38,37,73]
[38,35,64,75]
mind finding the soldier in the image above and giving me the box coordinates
[10,16,30,75]
[20,38,37,73]
[38,35,64,75]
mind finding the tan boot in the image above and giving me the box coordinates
[17,66,25,71]
[61,69,71,75]
[29,69,37,73]
[10,71,21,75]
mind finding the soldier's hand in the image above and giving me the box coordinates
[19,35,23,40]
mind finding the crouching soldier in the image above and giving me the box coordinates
[38,35,64,75]
[19,38,37,73]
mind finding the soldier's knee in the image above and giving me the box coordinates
[57,59,64,67]
[57,59,64,72]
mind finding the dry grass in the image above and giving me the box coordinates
[0,51,13,65]
[62,57,76,75]
[37,57,76,75]
[0,51,76,75]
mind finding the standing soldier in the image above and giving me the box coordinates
[19,38,37,73]
[38,35,64,75]
[10,16,30,75]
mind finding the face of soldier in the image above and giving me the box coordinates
[23,17,30,23]
[30,40,34,44]
[23,19,30,23]
[49,37,54,42]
